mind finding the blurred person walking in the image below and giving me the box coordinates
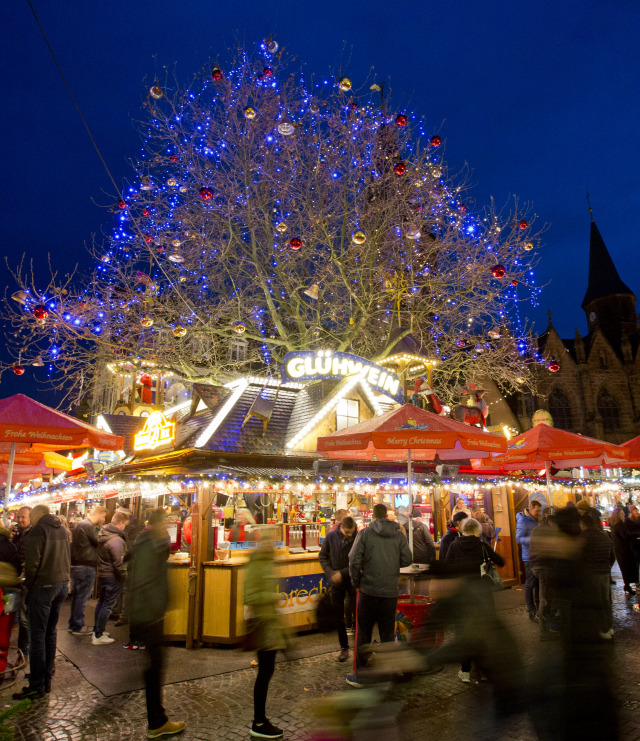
[579,512,615,639]
[445,518,505,682]
[92,511,128,644]
[473,510,495,545]
[516,500,542,620]
[13,505,32,663]
[244,526,286,739]
[438,511,468,561]
[319,515,357,663]
[68,505,107,636]
[609,507,637,595]
[398,509,436,565]
[347,503,412,688]
[12,505,70,700]
[128,508,185,739]
[529,507,557,640]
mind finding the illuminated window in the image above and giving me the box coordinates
[597,388,620,433]
[336,398,359,430]
[548,388,573,431]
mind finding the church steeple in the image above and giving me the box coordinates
[581,209,637,341]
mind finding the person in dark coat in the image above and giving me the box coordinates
[128,508,185,740]
[68,505,107,635]
[13,505,31,661]
[12,505,70,700]
[319,516,356,662]
[348,503,412,687]
[398,510,437,565]
[438,511,468,561]
[580,512,615,637]
[609,507,638,595]
[92,511,128,644]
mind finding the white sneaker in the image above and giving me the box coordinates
[458,670,471,683]
[92,633,115,645]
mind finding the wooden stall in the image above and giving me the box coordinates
[164,559,190,640]
[200,552,325,645]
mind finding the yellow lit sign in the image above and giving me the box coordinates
[134,411,176,451]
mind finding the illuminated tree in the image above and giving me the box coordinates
[3,41,545,407]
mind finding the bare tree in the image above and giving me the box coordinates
[2,42,544,408]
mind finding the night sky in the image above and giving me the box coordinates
[2,1,639,401]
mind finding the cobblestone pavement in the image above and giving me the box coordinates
[4,569,640,741]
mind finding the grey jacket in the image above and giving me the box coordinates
[349,518,413,598]
[97,524,127,581]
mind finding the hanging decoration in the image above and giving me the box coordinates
[277,122,294,135]
[351,229,367,245]
[383,272,409,326]
[32,305,48,321]
[547,359,560,373]
[430,135,441,147]
[276,221,287,233]
[524,242,534,251]
[173,324,187,337]
[491,264,506,278]
[289,237,302,250]
[394,162,406,176]
[303,283,320,300]
[406,225,421,240]
[211,67,223,81]
[394,114,407,127]
[244,106,257,119]
[338,77,352,92]
[518,220,528,229]
[140,314,154,328]
[233,321,246,334]
[199,187,213,200]
[149,86,163,99]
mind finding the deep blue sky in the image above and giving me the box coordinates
[2,1,640,399]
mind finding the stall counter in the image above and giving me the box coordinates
[165,559,190,640]
[201,552,325,645]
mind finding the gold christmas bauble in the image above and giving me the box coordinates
[244,106,257,119]
[351,229,367,245]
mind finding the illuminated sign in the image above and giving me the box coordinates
[281,350,403,403]
[134,411,176,451]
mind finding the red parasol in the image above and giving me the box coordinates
[317,404,507,558]
[0,394,124,513]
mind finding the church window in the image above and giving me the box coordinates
[599,351,608,369]
[597,388,620,433]
[548,388,573,431]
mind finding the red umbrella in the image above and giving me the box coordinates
[317,404,507,555]
[471,422,628,499]
[0,394,124,512]
[619,435,640,467]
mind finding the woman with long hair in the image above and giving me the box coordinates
[609,507,637,595]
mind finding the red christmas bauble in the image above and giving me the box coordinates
[430,135,441,147]
[32,304,48,321]
[547,360,560,373]
[394,162,406,176]
[170,155,178,162]
[457,204,467,213]
[142,208,150,216]
[117,199,126,209]
[395,114,407,127]
[211,67,223,81]
[511,279,518,286]
[199,187,213,200]
[13,365,25,376]
[289,237,302,250]
[263,67,273,77]
[518,220,528,229]
[491,264,506,278]
[144,234,154,244]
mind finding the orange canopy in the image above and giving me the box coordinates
[471,422,628,471]
[317,404,507,461]
[0,394,124,451]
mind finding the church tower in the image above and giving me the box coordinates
[581,210,638,343]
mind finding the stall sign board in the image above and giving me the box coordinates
[275,573,328,615]
[281,351,404,403]
[134,411,176,451]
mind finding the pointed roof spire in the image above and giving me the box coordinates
[581,213,634,309]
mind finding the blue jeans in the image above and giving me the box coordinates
[68,565,96,632]
[93,577,123,638]
[27,582,68,693]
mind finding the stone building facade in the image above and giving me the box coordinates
[510,215,640,443]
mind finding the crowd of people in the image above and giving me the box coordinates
[1,504,185,740]
[2,494,637,740]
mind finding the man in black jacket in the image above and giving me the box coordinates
[13,506,31,662]
[67,505,107,635]
[319,516,357,662]
[347,504,412,687]
[92,511,128,645]
[13,505,70,700]
[438,512,468,561]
